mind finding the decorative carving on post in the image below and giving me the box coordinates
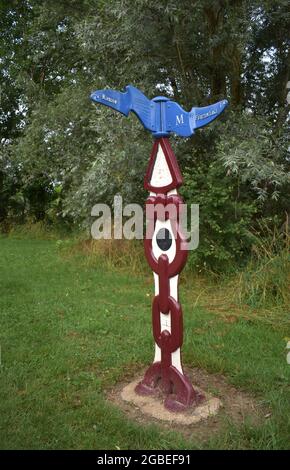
[90,85,228,411]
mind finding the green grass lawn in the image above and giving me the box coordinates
[0,236,289,449]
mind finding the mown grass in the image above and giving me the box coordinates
[0,236,289,449]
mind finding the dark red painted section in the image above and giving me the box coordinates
[145,193,184,222]
[152,295,182,353]
[135,361,204,411]
[144,219,188,277]
[135,137,204,412]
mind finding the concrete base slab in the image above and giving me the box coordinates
[120,377,222,425]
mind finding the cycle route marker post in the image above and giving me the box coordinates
[90,85,228,412]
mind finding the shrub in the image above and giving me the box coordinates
[234,219,290,308]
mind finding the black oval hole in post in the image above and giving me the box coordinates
[156,228,172,251]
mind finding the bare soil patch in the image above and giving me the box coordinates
[107,367,266,442]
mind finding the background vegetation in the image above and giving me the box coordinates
[0,0,289,273]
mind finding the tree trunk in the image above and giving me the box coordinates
[204,3,227,100]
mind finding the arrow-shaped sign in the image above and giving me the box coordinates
[90,85,228,138]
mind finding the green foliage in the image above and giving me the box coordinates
[234,220,290,308]
[182,160,256,271]
[0,0,289,270]
[217,112,290,203]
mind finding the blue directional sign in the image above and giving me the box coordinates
[90,85,228,138]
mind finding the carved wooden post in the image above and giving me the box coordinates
[90,85,228,411]
[134,137,201,411]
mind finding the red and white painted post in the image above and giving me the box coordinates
[90,85,228,412]
[135,137,204,411]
